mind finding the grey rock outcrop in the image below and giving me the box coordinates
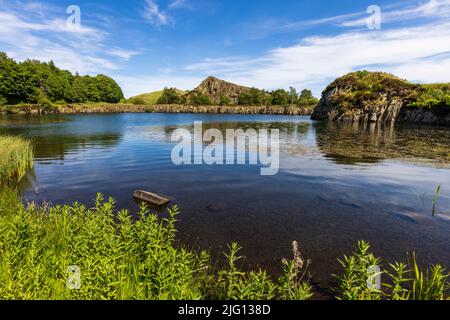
[189,76,251,104]
[311,71,450,126]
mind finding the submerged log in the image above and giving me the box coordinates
[133,190,170,206]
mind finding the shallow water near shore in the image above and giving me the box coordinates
[1,113,450,297]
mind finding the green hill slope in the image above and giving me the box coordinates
[128,89,186,105]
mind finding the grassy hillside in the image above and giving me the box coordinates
[128,89,186,105]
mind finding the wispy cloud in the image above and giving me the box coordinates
[116,74,201,98]
[107,48,140,61]
[183,13,450,95]
[121,0,450,97]
[169,0,190,10]
[341,0,450,27]
[142,0,171,27]
[0,2,137,75]
[240,0,450,40]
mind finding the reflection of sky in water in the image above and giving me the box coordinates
[1,113,450,295]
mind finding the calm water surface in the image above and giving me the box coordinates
[1,113,450,297]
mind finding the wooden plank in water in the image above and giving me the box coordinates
[133,190,170,206]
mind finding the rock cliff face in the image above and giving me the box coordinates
[311,72,417,123]
[311,71,450,126]
[1,103,313,116]
[189,76,251,104]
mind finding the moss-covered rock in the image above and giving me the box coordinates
[311,71,450,125]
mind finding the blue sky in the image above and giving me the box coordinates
[1,0,450,97]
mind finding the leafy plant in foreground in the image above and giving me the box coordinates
[335,241,382,300]
[335,241,449,300]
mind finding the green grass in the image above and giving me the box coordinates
[0,190,312,300]
[432,185,441,216]
[128,89,186,105]
[0,189,448,300]
[336,241,449,300]
[0,136,33,185]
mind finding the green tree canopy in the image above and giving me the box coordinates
[271,89,289,105]
[0,52,124,105]
[190,93,211,105]
[298,89,319,107]
[157,88,185,104]
[238,88,268,106]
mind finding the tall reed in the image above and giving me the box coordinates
[0,136,33,185]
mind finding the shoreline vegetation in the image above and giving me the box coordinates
[0,136,33,185]
[1,53,450,125]
[0,138,448,300]
[0,188,448,300]
[0,53,318,116]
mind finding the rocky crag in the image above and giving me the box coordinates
[311,71,450,126]
[187,76,251,105]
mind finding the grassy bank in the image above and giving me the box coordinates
[0,136,33,185]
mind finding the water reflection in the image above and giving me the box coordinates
[0,113,449,296]
[314,121,450,166]
[32,134,122,161]
[129,119,450,167]
[0,114,122,161]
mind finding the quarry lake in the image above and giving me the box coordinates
[1,113,450,296]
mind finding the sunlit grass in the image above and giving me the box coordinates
[0,136,33,185]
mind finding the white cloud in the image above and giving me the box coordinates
[183,18,450,96]
[169,0,189,9]
[0,3,136,75]
[142,0,171,27]
[341,0,450,27]
[116,75,202,98]
[107,48,140,61]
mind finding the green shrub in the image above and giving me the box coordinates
[0,193,209,300]
[408,87,450,110]
[0,95,7,106]
[190,94,211,105]
[218,95,231,106]
[238,88,268,106]
[157,88,185,105]
[0,190,313,300]
[335,241,449,300]
[129,97,146,105]
[335,241,382,300]
[270,89,289,105]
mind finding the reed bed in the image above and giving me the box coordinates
[0,136,33,185]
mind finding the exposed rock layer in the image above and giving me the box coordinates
[2,104,313,116]
[188,76,251,104]
[311,72,450,126]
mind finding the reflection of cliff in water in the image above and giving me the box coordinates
[313,121,450,166]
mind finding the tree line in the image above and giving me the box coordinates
[0,52,124,106]
[157,87,319,107]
